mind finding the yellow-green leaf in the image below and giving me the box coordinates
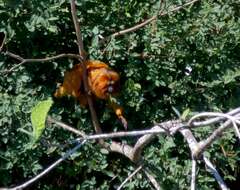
[31,98,53,143]
[181,108,191,120]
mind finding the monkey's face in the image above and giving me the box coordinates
[88,68,120,99]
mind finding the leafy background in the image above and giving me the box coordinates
[0,0,240,189]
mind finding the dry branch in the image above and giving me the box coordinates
[191,159,197,190]
[1,52,82,73]
[0,140,86,190]
[203,156,229,190]
[0,32,6,52]
[142,167,162,190]
[101,0,200,42]
[117,165,143,190]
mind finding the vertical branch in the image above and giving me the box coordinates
[70,1,85,58]
[191,159,197,190]
[70,0,102,134]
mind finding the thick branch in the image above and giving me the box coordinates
[131,120,183,162]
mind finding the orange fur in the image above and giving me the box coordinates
[54,60,127,129]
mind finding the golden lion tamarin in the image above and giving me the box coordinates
[54,60,127,129]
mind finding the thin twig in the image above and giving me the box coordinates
[191,159,197,190]
[1,52,82,73]
[0,32,6,52]
[203,156,229,190]
[142,167,162,190]
[48,117,165,140]
[47,116,86,138]
[0,140,86,190]
[117,165,143,190]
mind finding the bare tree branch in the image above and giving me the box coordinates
[142,167,162,190]
[70,0,102,135]
[203,156,229,190]
[5,105,240,190]
[70,0,85,58]
[1,52,82,73]
[101,0,200,42]
[3,51,25,62]
[117,165,143,190]
[0,32,6,52]
[47,116,86,137]
[193,113,240,158]
[190,107,240,127]
[191,159,197,190]
[131,120,183,162]
[189,112,240,141]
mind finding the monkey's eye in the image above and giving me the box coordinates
[108,80,115,85]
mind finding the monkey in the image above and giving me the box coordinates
[54,60,127,129]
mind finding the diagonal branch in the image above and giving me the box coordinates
[101,0,200,42]
[203,156,228,190]
[0,140,86,190]
[117,165,143,190]
[142,167,162,190]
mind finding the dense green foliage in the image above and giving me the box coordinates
[0,0,240,189]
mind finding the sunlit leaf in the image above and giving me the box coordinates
[30,98,53,143]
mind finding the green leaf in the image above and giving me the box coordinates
[181,108,190,120]
[30,98,53,143]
